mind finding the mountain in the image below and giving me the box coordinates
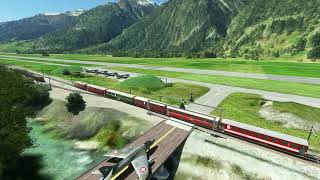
[1,0,320,58]
[0,11,82,42]
[90,0,249,53]
[89,0,320,58]
[225,0,320,57]
[33,0,157,53]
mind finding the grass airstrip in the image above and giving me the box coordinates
[1,53,320,78]
[1,57,320,99]
[0,59,209,106]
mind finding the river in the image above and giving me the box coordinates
[24,122,105,180]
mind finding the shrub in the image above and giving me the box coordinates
[307,47,320,60]
[310,32,320,47]
[66,93,86,115]
[295,37,307,52]
[62,69,71,75]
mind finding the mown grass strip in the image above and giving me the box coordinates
[109,67,320,99]
[1,53,320,78]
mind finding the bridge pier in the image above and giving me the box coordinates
[152,138,187,180]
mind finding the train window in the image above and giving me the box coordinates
[264,136,268,140]
[272,138,277,143]
[282,140,287,146]
[291,143,295,148]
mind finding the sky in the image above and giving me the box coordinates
[0,0,165,22]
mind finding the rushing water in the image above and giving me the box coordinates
[24,122,105,180]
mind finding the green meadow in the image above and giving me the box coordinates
[0,59,209,106]
[1,53,320,78]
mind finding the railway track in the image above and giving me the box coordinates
[195,126,320,165]
[146,113,320,165]
[23,68,320,166]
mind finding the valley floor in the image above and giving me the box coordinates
[48,81,320,180]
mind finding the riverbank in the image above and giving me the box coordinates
[23,85,163,179]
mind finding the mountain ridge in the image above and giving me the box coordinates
[31,0,157,53]
[1,0,320,59]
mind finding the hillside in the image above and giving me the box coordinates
[88,0,320,58]
[0,12,79,42]
[91,0,248,53]
[32,0,157,53]
[1,0,320,59]
[225,0,320,58]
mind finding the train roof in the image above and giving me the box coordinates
[149,100,166,106]
[223,119,308,146]
[106,89,135,98]
[134,96,148,102]
[168,106,217,121]
[75,81,87,85]
[87,84,107,90]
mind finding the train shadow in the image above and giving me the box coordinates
[204,139,317,179]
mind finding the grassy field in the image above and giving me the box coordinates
[119,75,166,90]
[0,59,209,106]
[212,93,320,152]
[1,53,320,78]
[2,58,320,98]
[110,67,320,99]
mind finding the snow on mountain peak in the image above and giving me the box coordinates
[66,9,85,16]
[137,0,154,6]
[43,12,62,16]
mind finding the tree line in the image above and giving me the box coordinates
[0,65,51,179]
[111,51,218,59]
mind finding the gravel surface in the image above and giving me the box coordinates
[45,75,320,180]
[48,80,164,124]
[178,130,320,180]
[260,102,320,132]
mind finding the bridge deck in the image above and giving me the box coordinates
[77,119,193,180]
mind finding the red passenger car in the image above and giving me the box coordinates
[167,106,215,129]
[134,96,148,109]
[221,119,309,155]
[86,84,106,96]
[74,82,87,91]
[148,101,167,115]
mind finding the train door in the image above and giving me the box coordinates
[299,146,306,155]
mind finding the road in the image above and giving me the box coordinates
[1,54,320,85]
[87,67,320,114]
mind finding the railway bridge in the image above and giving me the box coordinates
[77,119,194,180]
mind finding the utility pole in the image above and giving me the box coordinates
[42,66,45,77]
[49,77,52,90]
[189,93,194,103]
[307,126,314,142]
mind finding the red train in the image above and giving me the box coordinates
[74,82,309,156]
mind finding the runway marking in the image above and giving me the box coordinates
[150,127,176,149]
[110,126,176,180]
